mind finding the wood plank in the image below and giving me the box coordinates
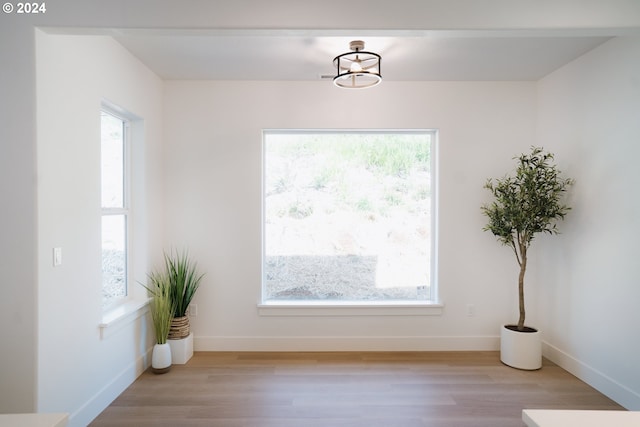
[90,352,624,427]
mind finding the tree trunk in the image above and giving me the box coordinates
[517,250,527,331]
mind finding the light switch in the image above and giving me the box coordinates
[53,247,62,267]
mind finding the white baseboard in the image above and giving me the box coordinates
[194,335,500,352]
[67,348,152,427]
[543,341,640,410]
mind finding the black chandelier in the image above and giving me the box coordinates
[333,40,382,89]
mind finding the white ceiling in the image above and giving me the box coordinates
[110,30,612,81]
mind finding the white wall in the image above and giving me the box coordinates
[163,80,537,351]
[35,32,164,425]
[535,37,640,409]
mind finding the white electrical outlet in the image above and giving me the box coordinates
[466,304,475,317]
[189,304,198,317]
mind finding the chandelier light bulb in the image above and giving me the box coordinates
[350,59,363,73]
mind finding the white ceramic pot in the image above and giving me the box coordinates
[151,342,172,374]
[500,324,542,370]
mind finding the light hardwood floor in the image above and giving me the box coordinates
[90,352,624,427]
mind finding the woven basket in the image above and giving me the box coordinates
[168,315,190,340]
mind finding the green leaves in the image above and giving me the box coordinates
[143,271,174,344]
[482,147,573,253]
[163,250,205,318]
[143,250,205,341]
[481,147,573,330]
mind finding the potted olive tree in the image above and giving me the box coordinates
[144,271,174,374]
[482,146,573,370]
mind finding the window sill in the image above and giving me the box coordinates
[99,298,151,339]
[257,300,443,316]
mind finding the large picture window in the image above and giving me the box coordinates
[101,109,130,309]
[263,131,436,304]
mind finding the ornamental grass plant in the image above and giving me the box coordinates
[163,250,204,318]
[144,272,174,345]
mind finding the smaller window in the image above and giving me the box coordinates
[101,109,129,309]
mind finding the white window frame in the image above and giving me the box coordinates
[259,129,442,316]
[101,104,132,310]
[99,101,152,338]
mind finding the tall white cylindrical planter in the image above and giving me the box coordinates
[151,343,172,374]
[500,325,542,370]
